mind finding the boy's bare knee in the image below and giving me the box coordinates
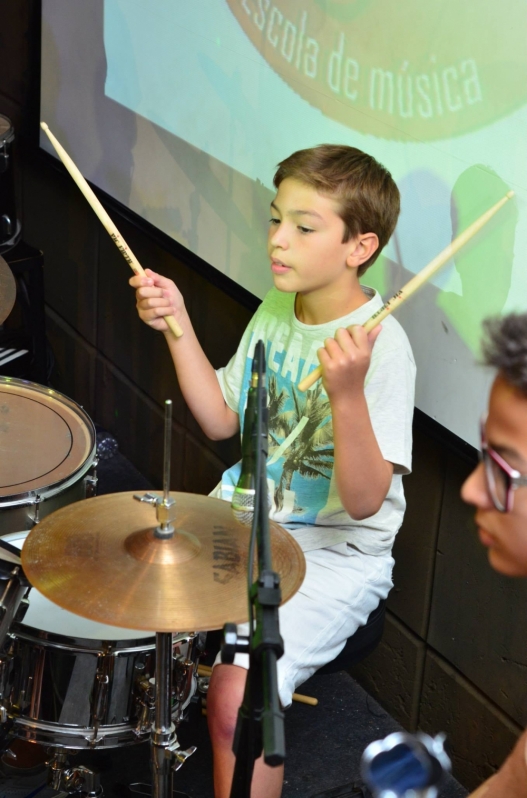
[207,664,247,745]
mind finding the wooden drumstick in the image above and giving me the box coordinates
[40,122,183,339]
[298,190,515,392]
[197,664,319,705]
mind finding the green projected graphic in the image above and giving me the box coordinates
[40,0,527,444]
[438,168,518,355]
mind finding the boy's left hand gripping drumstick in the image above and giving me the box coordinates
[40,122,183,339]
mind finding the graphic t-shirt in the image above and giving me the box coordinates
[214,287,416,556]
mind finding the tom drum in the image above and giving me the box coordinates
[0,377,97,537]
[0,532,200,749]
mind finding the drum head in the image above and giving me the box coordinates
[0,378,95,498]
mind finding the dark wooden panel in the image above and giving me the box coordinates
[389,426,446,638]
[428,451,527,726]
[46,307,96,419]
[97,226,250,470]
[419,651,521,791]
[0,3,32,109]
[22,158,99,344]
[351,612,426,731]
[96,212,193,422]
[188,268,254,370]
[183,433,230,497]
[182,268,253,468]
[94,357,184,491]
[184,410,241,476]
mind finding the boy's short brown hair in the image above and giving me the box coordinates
[273,144,400,276]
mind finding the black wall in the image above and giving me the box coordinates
[2,3,527,790]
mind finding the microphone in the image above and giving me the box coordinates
[231,343,268,525]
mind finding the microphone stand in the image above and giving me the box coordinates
[224,340,285,798]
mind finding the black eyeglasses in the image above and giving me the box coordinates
[480,420,527,512]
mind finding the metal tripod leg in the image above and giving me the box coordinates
[47,748,103,798]
[130,632,196,798]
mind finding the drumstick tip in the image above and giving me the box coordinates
[506,190,515,199]
[40,121,49,131]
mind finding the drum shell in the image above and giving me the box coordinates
[0,624,199,749]
[1,626,156,748]
[0,472,97,537]
[0,114,20,249]
[0,377,97,537]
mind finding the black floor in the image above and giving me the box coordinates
[1,438,468,798]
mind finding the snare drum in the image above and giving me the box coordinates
[0,115,21,252]
[0,531,200,749]
[0,377,97,537]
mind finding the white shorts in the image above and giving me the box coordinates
[214,543,394,707]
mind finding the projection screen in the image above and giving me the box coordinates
[40,0,527,447]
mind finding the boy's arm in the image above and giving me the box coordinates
[318,325,393,521]
[467,729,527,797]
[130,269,239,441]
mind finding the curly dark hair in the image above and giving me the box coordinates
[482,314,527,396]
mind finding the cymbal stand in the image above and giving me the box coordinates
[133,400,196,798]
[47,749,103,798]
[0,557,31,756]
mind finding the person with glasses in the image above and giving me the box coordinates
[462,312,527,795]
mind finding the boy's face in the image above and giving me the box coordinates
[267,178,374,296]
[462,374,527,576]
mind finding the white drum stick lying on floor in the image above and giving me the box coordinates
[298,190,514,392]
[40,122,183,339]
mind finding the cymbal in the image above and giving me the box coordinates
[0,255,16,324]
[22,491,306,632]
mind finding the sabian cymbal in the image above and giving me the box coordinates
[0,255,16,324]
[22,491,306,632]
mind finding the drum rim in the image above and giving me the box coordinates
[9,621,156,652]
[8,715,149,747]
[0,375,97,501]
[0,454,96,506]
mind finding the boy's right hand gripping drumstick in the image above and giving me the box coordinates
[40,122,183,339]
[298,190,515,393]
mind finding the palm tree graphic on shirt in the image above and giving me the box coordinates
[268,376,334,512]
